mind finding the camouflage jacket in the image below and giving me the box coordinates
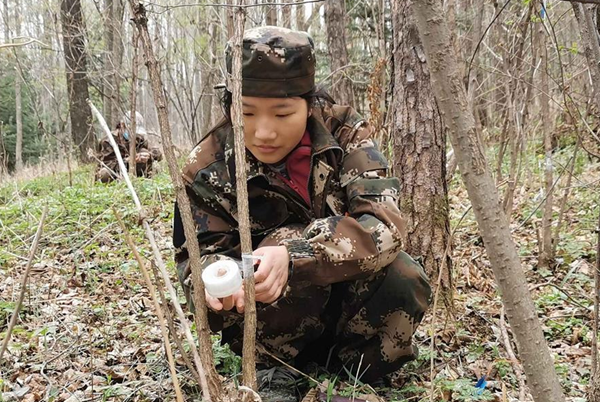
[97,132,161,170]
[174,105,407,287]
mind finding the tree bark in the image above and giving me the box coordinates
[589,204,600,402]
[539,23,554,268]
[325,0,354,106]
[230,3,258,393]
[128,32,139,176]
[391,0,451,290]
[411,2,566,402]
[103,0,125,128]
[61,0,95,163]
[572,3,600,114]
[14,0,22,171]
[295,0,305,31]
[281,2,291,28]
[265,0,277,25]
[128,3,223,400]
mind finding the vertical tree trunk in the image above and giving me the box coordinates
[265,0,277,25]
[230,4,258,393]
[281,3,291,28]
[103,0,115,127]
[572,3,600,114]
[14,0,23,171]
[295,0,305,31]
[325,0,354,106]
[539,23,554,268]
[103,0,125,128]
[391,0,451,289]
[61,0,95,162]
[411,2,566,402]
[128,32,139,176]
[129,3,224,400]
[1,0,7,174]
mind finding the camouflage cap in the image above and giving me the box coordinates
[225,26,316,98]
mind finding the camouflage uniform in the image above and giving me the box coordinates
[95,126,162,183]
[173,26,431,384]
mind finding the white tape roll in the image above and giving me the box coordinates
[202,260,243,298]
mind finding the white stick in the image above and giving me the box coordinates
[88,99,212,402]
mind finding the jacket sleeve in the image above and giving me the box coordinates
[174,174,240,309]
[281,120,406,286]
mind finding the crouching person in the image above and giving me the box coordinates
[95,113,162,183]
[172,26,432,402]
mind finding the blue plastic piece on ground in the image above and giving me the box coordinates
[475,375,487,395]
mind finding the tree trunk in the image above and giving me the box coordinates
[61,0,95,163]
[295,0,305,31]
[103,0,125,128]
[572,3,600,114]
[265,0,277,25]
[281,3,291,28]
[411,2,566,402]
[14,0,23,171]
[129,3,224,400]
[539,24,554,268]
[391,0,451,290]
[103,0,115,128]
[325,0,354,106]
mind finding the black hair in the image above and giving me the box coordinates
[219,86,336,122]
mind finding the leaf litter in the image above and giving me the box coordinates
[0,152,597,402]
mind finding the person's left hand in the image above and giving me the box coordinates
[253,246,290,304]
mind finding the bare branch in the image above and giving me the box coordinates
[143,0,324,14]
[88,99,214,401]
[113,208,185,402]
[0,37,51,50]
[0,205,48,364]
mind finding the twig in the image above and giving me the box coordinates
[500,307,528,401]
[592,205,600,375]
[552,138,581,258]
[150,260,203,385]
[113,208,185,402]
[88,99,213,402]
[0,37,51,50]
[128,4,223,400]
[465,0,514,90]
[256,344,320,385]
[144,0,324,13]
[0,205,48,364]
[129,31,140,177]
[528,281,592,310]
[430,205,472,402]
[229,1,258,393]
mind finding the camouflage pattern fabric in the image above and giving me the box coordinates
[95,129,162,183]
[173,104,432,382]
[225,26,315,98]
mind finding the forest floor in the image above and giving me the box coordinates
[0,144,597,402]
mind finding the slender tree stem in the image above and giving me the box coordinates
[0,205,48,364]
[89,99,214,402]
[113,208,185,402]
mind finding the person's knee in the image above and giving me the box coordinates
[390,251,432,317]
[96,167,113,183]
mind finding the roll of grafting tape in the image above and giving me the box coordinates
[202,260,243,298]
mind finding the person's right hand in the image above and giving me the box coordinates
[135,151,150,163]
[205,287,245,313]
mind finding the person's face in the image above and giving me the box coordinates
[239,96,311,164]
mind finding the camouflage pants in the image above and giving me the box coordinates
[200,225,432,383]
[95,160,154,183]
